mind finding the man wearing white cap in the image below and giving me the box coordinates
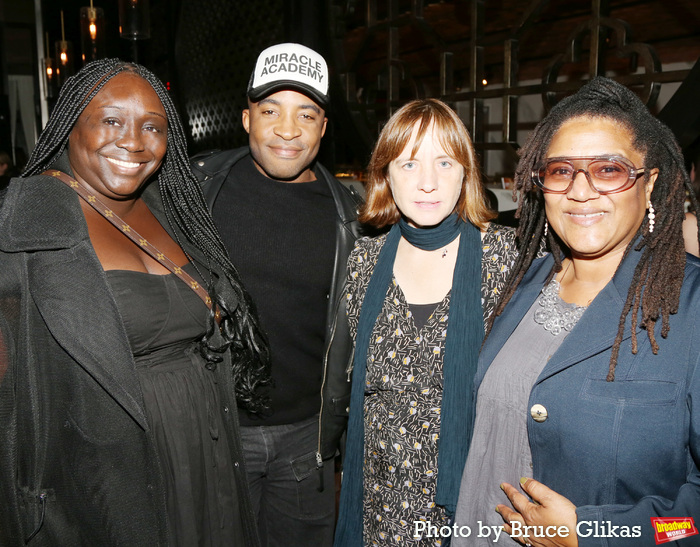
[191,43,361,546]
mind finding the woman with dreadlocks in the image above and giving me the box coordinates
[0,58,269,546]
[453,76,700,547]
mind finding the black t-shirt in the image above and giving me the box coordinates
[212,155,337,426]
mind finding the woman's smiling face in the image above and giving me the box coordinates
[543,115,657,260]
[68,72,168,201]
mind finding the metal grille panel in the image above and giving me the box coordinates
[175,0,284,152]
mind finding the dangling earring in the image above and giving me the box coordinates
[544,219,548,237]
[647,202,655,233]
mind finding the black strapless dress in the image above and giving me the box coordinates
[106,264,244,546]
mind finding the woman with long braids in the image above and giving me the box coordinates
[334,99,519,546]
[0,58,269,546]
[453,77,700,547]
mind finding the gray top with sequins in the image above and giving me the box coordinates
[453,282,586,546]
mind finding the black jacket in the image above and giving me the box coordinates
[190,148,362,466]
[0,160,259,546]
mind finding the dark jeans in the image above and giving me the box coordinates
[240,414,335,547]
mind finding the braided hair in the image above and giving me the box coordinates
[23,58,271,412]
[492,76,696,381]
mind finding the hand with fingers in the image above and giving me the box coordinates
[496,477,578,547]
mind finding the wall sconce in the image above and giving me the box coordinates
[43,32,57,99]
[119,0,151,40]
[118,0,151,62]
[80,1,106,63]
[55,11,74,86]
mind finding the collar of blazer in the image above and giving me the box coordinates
[479,247,646,385]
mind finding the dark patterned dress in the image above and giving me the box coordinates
[345,223,518,546]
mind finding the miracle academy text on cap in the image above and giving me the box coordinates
[247,43,330,108]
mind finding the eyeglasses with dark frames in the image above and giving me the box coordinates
[532,156,646,195]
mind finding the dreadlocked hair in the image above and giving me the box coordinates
[23,58,271,412]
[490,76,692,381]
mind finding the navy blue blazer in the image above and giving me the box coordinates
[476,249,700,546]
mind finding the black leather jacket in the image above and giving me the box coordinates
[190,148,362,469]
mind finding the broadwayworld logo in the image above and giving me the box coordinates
[651,517,699,544]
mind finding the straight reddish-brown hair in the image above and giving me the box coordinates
[360,98,495,229]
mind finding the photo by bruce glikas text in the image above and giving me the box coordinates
[413,520,643,542]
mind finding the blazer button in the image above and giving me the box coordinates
[530,404,548,423]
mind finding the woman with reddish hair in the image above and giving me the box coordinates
[335,98,521,546]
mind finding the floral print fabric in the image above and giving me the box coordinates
[345,224,519,546]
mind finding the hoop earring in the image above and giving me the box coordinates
[544,219,548,237]
[647,202,655,233]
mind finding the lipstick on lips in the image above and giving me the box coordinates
[414,200,441,209]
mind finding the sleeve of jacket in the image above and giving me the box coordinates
[317,175,365,461]
[0,256,26,546]
[190,148,246,212]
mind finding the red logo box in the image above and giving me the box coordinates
[651,517,699,544]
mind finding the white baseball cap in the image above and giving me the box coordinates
[247,43,330,108]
